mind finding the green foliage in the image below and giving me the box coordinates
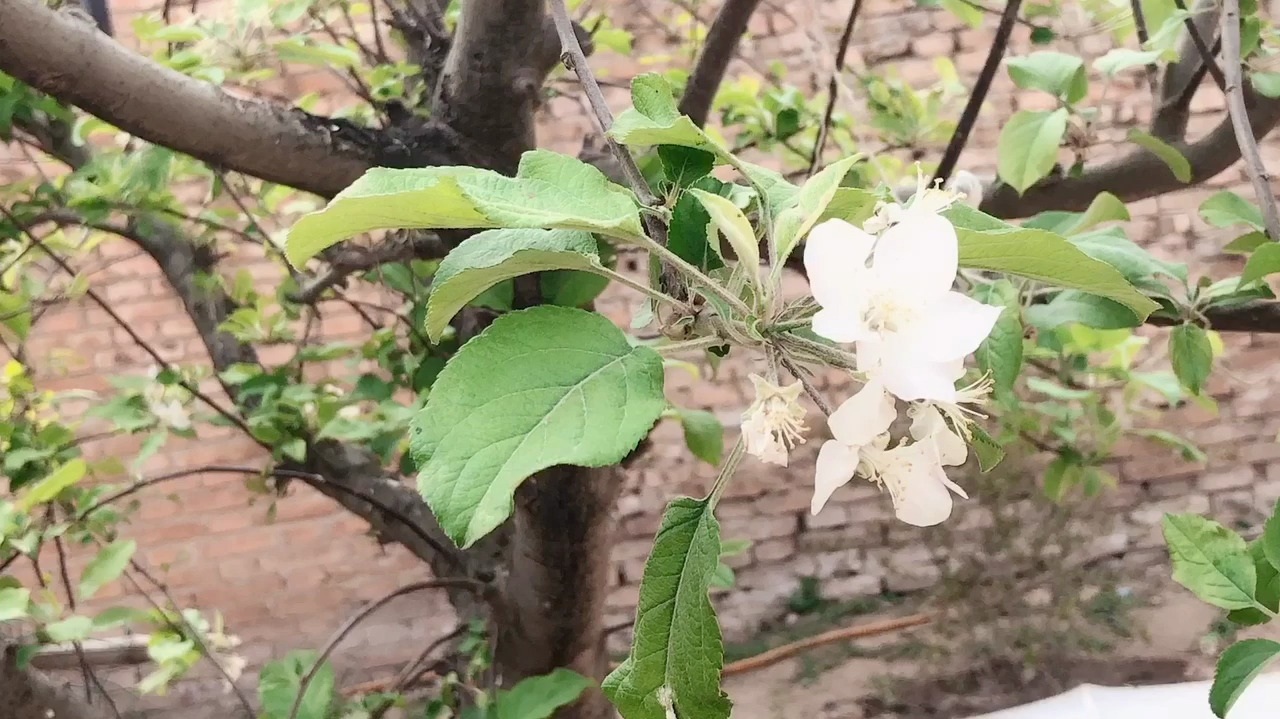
[1126,129,1192,182]
[1006,51,1088,103]
[677,408,725,466]
[1163,514,1258,611]
[425,228,604,341]
[79,539,136,600]
[258,651,334,719]
[996,108,1068,193]
[1170,324,1213,395]
[1200,190,1267,231]
[285,151,645,265]
[603,497,730,719]
[412,307,666,548]
[1240,243,1280,286]
[1211,639,1280,717]
[494,668,593,719]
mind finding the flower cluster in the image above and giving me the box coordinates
[739,175,1001,526]
[804,181,1001,526]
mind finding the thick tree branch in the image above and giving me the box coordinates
[933,0,1024,185]
[979,92,1280,218]
[1147,301,1280,332]
[0,647,109,719]
[1172,0,1227,91]
[678,0,765,127]
[0,0,379,198]
[1221,0,1280,240]
[1152,0,1221,139]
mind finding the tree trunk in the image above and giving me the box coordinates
[0,647,113,719]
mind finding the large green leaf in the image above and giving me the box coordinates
[425,229,603,341]
[609,75,723,155]
[258,651,334,719]
[996,108,1068,194]
[1210,639,1280,717]
[1026,291,1140,329]
[79,539,136,600]
[1200,190,1266,231]
[945,205,1159,318]
[285,151,644,265]
[412,307,666,548]
[603,497,730,719]
[1163,513,1257,610]
[1170,324,1213,395]
[495,668,593,719]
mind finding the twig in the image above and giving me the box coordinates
[807,0,863,177]
[718,613,933,677]
[1128,0,1159,85]
[777,352,834,416]
[546,0,655,207]
[287,580,486,719]
[122,561,257,716]
[77,464,467,573]
[1221,0,1280,241]
[1172,0,1227,91]
[367,625,466,718]
[678,0,765,127]
[933,0,1025,185]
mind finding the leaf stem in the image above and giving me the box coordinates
[707,435,747,507]
[777,331,861,372]
[654,335,728,356]
[592,266,692,313]
[629,231,755,318]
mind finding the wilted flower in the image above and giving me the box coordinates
[741,374,807,467]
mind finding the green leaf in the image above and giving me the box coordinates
[678,408,724,466]
[631,73,681,121]
[17,459,87,511]
[1133,428,1206,462]
[259,651,334,719]
[1241,243,1280,286]
[1093,48,1162,75]
[997,108,1068,194]
[425,229,603,341]
[285,150,644,266]
[816,187,881,226]
[541,270,611,308]
[1061,191,1131,235]
[1026,291,1140,329]
[1042,454,1079,502]
[603,497,730,719]
[495,668,593,719]
[971,281,1023,396]
[79,539,136,600]
[610,76,721,155]
[1262,498,1280,571]
[412,307,666,548]
[45,616,93,643]
[1069,226,1187,289]
[1210,639,1280,717]
[940,0,983,27]
[708,562,736,588]
[688,189,758,280]
[772,155,861,263]
[658,146,715,188]
[668,180,727,272]
[1170,324,1213,395]
[969,425,1005,472]
[0,588,30,622]
[1229,540,1280,625]
[1224,231,1269,255]
[1006,51,1088,103]
[0,292,31,341]
[1200,190,1266,231]
[1126,129,1192,182]
[946,205,1160,318]
[1162,513,1257,610]
[1252,71,1280,98]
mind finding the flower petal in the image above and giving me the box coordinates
[871,214,959,298]
[902,291,1004,363]
[882,443,956,527]
[828,379,896,447]
[910,406,968,467]
[812,308,869,344]
[876,354,961,403]
[812,440,861,515]
[804,219,874,311]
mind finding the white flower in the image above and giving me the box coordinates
[742,374,808,467]
[811,378,897,514]
[803,214,1003,403]
[148,397,191,431]
[863,167,967,235]
[812,379,970,527]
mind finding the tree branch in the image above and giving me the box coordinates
[979,92,1280,218]
[933,0,1024,185]
[1152,0,1221,140]
[1172,0,1227,92]
[290,230,449,303]
[678,0,765,127]
[807,0,864,177]
[0,0,381,198]
[1147,301,1280,332]
[1220,0,1280,240]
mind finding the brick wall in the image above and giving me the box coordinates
[5,0,1280,714]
